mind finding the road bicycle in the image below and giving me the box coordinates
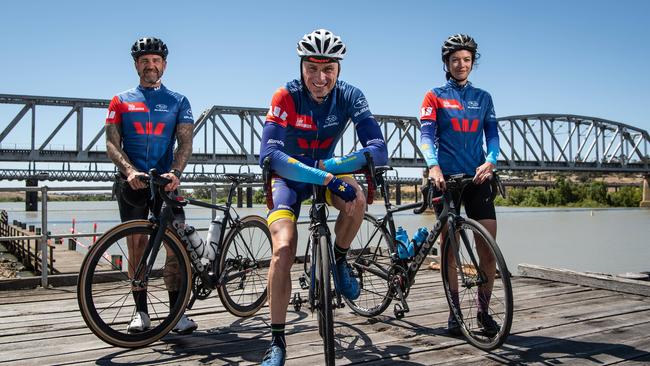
[345,164,513,350]
[77,170,272,348]
[263,157,359,366]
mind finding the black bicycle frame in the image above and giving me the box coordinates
[360,175,489,291]
[307,186,342,308]
[131,170,258,293]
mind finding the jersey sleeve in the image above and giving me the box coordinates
[347,88,373,123]
[259,88,328,185]
[483,94,500,165]
[105,96,122,125]
[322,116,388,173]
[265,88,294,127]
[419,90,439,167]
[177,96,194,124]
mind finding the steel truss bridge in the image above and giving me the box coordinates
[1,93,649,182]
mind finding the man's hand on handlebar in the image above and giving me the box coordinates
[126,170,149,190]
[160,172,180,192]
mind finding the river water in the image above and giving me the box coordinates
[2,201,649,276]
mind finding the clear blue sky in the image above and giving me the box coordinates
[1,0,649,141]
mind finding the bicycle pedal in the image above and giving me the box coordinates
[298,275,309,290]
[291,293,303,312]
[393,304,408,319]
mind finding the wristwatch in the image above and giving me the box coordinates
[170,169,182,178]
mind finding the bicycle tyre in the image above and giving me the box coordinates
[216,215,272,317]
[440,218,513,350]
[77,220,192,348]
[344,213,393,317]
[316,233,335,365]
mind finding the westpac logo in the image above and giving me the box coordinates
[451,118,479,133]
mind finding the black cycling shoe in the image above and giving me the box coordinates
[477,311,500,337]
[447,315,462,336]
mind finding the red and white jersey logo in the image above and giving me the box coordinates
[268,105,288,121]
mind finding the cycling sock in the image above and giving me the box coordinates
[449,289,460,318]
[477,288,492,314]
[334,242,349,262]
[168,291,179,307]
[270,323,286,349]
[133,290,148,314]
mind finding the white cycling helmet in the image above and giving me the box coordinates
[297,29,346,61]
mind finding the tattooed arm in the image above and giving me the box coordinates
[106,124,147,189]
[159,123,193,192]
[170,123,193,173]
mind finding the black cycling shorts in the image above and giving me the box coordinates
[114,175,184,222]
[433,179,496,221]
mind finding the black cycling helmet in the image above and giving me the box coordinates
[131,37,168,60]
[441,34,478,63]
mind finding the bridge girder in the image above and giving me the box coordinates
[1,94,649,181]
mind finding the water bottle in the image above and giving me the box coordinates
[184,225,210,260]
[204,216,222,262]
[411,227,429,257]
[412,227,429,248]
[395,227,413,259]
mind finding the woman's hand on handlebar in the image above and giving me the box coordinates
[428,165,446,191]
[473,161,495,185]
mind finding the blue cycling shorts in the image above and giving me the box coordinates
[266,174,353,225]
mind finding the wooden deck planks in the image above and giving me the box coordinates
[0,265,649,365]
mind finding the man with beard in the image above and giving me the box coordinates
[105,37,197,335]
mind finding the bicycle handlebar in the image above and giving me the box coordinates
[415,171,507,216]
[144,169,188,208]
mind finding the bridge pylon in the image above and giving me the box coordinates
[641,175,650,208]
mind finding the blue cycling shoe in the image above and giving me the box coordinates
[261,344,286,366]
[335,259,360,300]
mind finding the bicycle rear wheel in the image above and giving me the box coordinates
[216,215,272,317]
[77,220,192,348]
[316,233,335,366]
[440,218,513,350]
[344,213,393,317]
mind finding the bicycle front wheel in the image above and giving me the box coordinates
[316,233,335,366]
[440,218,513,350]
[344,213,393,317]
[216,215,272,317]
[77,220,192,348]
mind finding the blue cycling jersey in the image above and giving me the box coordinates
[259,79,387,185]
[419,79,499,175]
[106,84,193,173]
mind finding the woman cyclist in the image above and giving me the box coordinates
[418,33,501,336]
